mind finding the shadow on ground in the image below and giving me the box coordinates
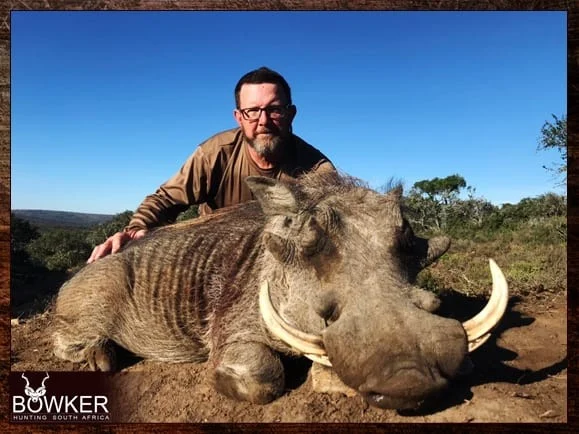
[11,277,566,418]
[400,290,568,415]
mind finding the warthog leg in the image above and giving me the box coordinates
[85,341,117,372]
[52,258,126,372]
[213,342,285,404]
[53,327,116,372]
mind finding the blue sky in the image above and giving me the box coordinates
[11,11,566,214]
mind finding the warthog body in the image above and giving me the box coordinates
[53,172,504,410]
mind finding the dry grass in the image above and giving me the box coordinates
[417,218,567,298]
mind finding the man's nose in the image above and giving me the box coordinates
[258,109,271,124]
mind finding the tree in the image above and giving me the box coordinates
[85,210,133,247]
[11,215,42,284]
[538,114,567,185]
[413,174,467,206]
[406,174,467,232]
[27,229,92,271]
[446,186,497,229]
[534,192,566,218]
[176,205,199,222]
[403,193,438,233]
[11,214,40,253]
[501,193,566,222]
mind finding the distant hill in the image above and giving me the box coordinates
[12,209,115,229]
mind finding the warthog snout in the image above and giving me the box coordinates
[322,305,468,410]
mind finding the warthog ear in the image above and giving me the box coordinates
[414,235,451,268]
[385,185,403,201]
[246,176,300,216]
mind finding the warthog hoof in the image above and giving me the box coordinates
[86,343,116,372]
[212,342,285,404]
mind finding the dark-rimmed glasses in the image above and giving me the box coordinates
[238,104,291,121]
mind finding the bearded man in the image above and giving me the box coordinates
[88,67,335,263]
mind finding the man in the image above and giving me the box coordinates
[87,66,335,263]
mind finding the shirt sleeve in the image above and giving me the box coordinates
[125,147,212,231]
[291,136,337,175]
[313,159,337,174]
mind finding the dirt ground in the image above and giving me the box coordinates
[0,1,573,427]
[10,286,567,424]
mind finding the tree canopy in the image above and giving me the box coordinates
[538,114,567,185]
[412,174,467,205]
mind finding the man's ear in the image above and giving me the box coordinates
[288,104,297,123]
[233,109,244,127]
[245,176,299,216]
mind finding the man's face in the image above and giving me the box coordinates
[234,83,296,159]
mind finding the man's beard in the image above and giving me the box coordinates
[246,131,287,160]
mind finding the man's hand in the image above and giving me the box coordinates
[87,229,147,263]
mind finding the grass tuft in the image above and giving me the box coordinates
[416,216,566,298]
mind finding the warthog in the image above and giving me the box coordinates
[52,171,508,410]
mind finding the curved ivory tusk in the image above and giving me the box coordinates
[259,281,332,366]
[463,259,509,352]
[303,353,332,366]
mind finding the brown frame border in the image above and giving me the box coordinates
[0,1,575,432]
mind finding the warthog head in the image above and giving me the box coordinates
[248,172,507,410]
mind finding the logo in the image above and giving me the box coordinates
[11,372,112,423]
[22,373,49,403]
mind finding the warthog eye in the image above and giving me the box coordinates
[317,207,341,233]
[264,232,297,264]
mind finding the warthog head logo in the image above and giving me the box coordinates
[21,373,49,402]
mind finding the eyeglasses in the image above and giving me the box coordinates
[238,104,291,121]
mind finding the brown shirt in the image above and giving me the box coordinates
[125,128,335,231]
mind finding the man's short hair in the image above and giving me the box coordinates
[234,66,292,108]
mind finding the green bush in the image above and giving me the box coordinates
[418,217,566,298]
[176,205,200,222]
[11,215,44,287]
[85,210,133,247]
[27,228,92,271]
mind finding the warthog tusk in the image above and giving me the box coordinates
[260,259,508,365]
[462,259,509,352]
[259,281,332,367]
